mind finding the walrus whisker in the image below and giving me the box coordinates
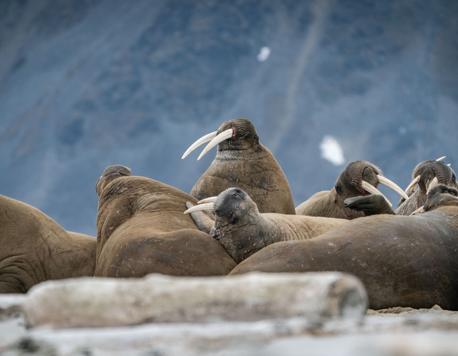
[436,156,446,162]
[377,175,409,200]
[197,128,234,160]
[361,181,392,207]
[410,206,425,215]
[427,177,439,193]
[198,196,218,204]
[404,175,420,194]
[181,131,218,159]
[184,202,215,214]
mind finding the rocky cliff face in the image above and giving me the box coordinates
[1,0,457,233]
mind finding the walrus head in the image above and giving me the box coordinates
[96,165,132,197]
[181,118,260,160]
[397,159,456,215]
[334,160,408,208]
[422,184,458,212]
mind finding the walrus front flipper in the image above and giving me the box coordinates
[185,202,215,234]
[344,195,395,215]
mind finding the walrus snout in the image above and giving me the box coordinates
[214,188,247,221]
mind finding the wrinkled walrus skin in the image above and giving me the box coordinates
[0,195,96,293]
[232,185,458,310]
[95,172,236,277]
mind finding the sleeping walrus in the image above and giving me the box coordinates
[95,165,235,277]
[185,187,347,263]
[231,184,458,310]
[0,195,95,293]
[181,118,296,214]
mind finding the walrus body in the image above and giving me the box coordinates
[184,118,296,214]
[296,161,408,219]
[0,195,95,293]
[95,167,235,277]
[232,186,458,310]
[187,187,347,263]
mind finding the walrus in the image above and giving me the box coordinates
[295,160,408,218]
[184,187,347,263]
[0,195,96,293]
[231,184,458,310]
[345,159,457,216]
[181,118,296,214]
[95,165,235,277]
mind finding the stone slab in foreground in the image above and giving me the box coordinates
[23,272,367,328]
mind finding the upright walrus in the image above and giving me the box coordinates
[345,159,457,216]
[296,160,408,218]
[181,118,296,214]
[0,195,95,293]
[95,165,235,277]
[185,187,347,263]
[231,184,458,310]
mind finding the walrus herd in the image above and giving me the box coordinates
[1,117,457,311]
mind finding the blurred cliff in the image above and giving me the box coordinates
[1,0,457,234]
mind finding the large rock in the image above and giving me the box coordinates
[23,272,367,328]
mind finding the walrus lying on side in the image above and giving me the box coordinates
[95,165,235,277]
[231,184,458,310]
[181,118,296,214]
[0,195,95,293]
[295,160,408,218]
[185,187,347,263]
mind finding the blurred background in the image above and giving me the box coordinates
[1,0,457,234]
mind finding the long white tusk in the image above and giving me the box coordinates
[361,181,392,207]
[198,196,218,204]
[404,175,420,194]
[447,163,452,167]
[181,131,218,159]
[436,156,446,162]
[377,175,409,200]
[410,206,425,216]
[197,128,234,161]
[427,177,439,193]
[184,202,215,214]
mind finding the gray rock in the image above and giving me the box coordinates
[23,272,367,328]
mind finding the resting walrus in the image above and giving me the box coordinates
[0,195,95,293]
[296,160,408,218]
[345,159,457,216]
[95,165,235,277]
[185,187,347,263]
[181,118,296,214]
[231,184,458,310]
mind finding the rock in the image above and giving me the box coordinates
[23,272,367,328]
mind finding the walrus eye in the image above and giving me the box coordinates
[335,184,343,194]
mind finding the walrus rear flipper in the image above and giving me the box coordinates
[185,202,214,234]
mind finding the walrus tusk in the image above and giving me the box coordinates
[410,206,425,215]
[427,177,439,193]
[184,202,215,214]
[181,131,218,159]
[197,128,234,160]
[404,175,420,195]
[361,181,392,207]
[377,175,409,200]
[436,156,446,162]
[198,196,218,204]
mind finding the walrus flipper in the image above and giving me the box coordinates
[185,202,215,234]
[344,195,395,215]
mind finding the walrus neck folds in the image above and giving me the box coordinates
[215,142,266,161]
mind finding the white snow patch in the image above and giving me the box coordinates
[257,47,271,62]
[320,136,345,166]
